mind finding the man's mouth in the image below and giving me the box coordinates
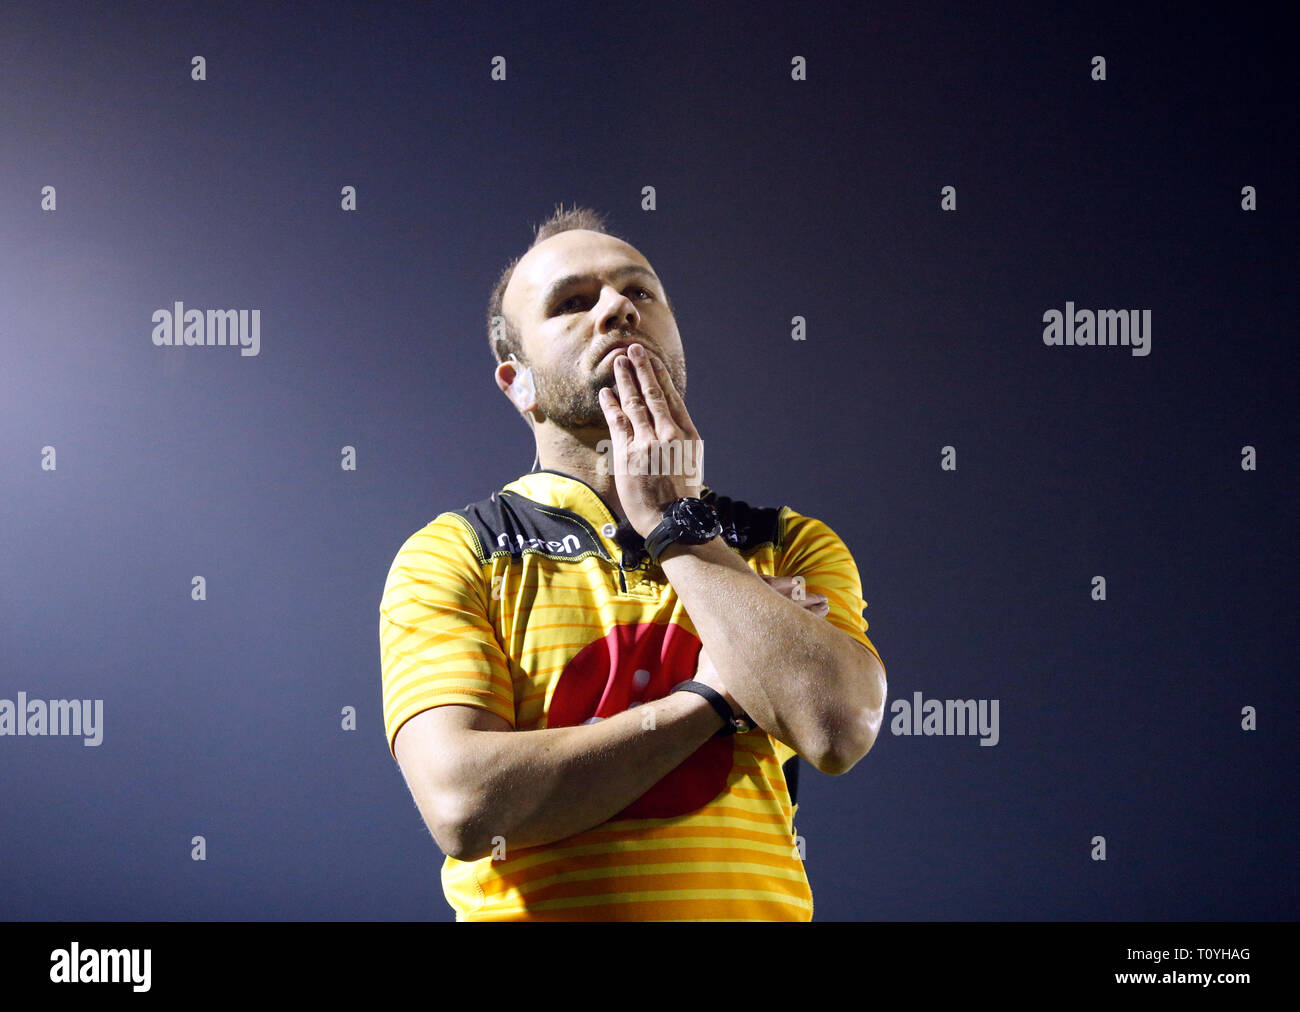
[598,339,653,365]
[600,341,634,361]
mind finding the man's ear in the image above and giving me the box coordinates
[495,359,535,413]
[493,360,515,397]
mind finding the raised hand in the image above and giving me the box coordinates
[597,343,704,538]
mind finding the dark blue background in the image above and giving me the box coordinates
[1,0,1294,920]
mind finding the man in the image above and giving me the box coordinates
[379,204,887,921]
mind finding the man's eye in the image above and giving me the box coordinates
[557,287,652,314]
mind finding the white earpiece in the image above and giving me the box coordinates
[507,353,535,410]
[508,353,541,472]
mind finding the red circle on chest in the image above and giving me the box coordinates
[547,622,734,818]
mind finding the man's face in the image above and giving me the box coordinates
[501,229,686,431]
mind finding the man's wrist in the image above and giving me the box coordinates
[656,533,730,568]
[665,685,731,736]
[653,533,720,564]
[671,680,751,737]
[641,496,723,564]
[630,502,677,540]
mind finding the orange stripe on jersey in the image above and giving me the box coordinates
[466,895,812,922]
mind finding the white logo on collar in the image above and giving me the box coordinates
[497,532,582,554]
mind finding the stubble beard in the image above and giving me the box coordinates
[531,341,688,432]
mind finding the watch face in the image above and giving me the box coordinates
[672,498,722,540]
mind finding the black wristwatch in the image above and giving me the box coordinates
[644,497,723,565]
[670,680,755,736]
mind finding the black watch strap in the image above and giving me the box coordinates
[645,498,722,565]
[670,680,753,736]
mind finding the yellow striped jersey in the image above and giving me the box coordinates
[380,469,883,921]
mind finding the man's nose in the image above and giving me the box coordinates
[599,288,639,331]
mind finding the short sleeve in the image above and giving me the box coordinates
[775,508,884,670]
[379,512,516,759]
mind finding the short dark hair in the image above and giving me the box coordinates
[486,204,670,365]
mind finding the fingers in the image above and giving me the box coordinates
[611,344,696,442]
[645,350,696,436]
[627,344,679,438]
[612,352,657,440]
[760,575,829,615]
[762,575,824,597]
[598,385,634,443]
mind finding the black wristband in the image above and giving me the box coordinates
[670,680,749,737]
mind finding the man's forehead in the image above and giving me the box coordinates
[505,230,654,318]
